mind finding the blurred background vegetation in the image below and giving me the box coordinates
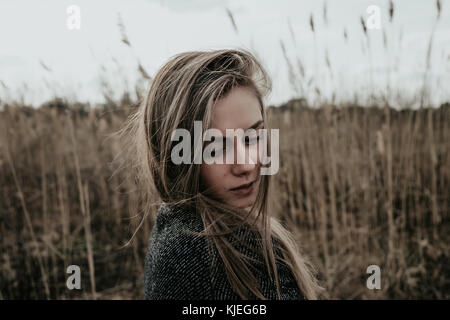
[0,0,448,299]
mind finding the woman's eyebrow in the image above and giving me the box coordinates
[245,119,264,131]
[203,120,264,147]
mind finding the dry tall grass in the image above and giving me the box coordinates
[0,98,448,299]
[0,0,448,299]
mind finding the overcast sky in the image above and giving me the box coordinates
[0,0,449,108]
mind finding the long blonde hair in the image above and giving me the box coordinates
[122,48,322,299]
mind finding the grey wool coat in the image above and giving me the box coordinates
[144,203,305,300]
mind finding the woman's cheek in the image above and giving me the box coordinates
[249,144,260,165]
[202,164,228,193]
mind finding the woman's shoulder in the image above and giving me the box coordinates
[147,204,208,254]
[144,204,213,299]
[153,203,203,232]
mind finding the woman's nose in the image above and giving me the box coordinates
[231,139,257,175]
[232,161,256,176]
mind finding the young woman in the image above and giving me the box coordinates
[126,49,322,299]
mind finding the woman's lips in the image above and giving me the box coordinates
[229,180,256,196]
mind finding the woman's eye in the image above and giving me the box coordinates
[245,135,261,145]
[210,148,223,158]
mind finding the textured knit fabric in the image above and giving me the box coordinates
[144,203,306,300]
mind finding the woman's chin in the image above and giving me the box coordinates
[227,183,259,208]
[228,193,257,209]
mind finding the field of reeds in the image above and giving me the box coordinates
[0,0,449,299]
[0,98,448,299]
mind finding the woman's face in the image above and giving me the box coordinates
[200,86,264,209]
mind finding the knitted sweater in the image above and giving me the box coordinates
[144,204,305,300]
